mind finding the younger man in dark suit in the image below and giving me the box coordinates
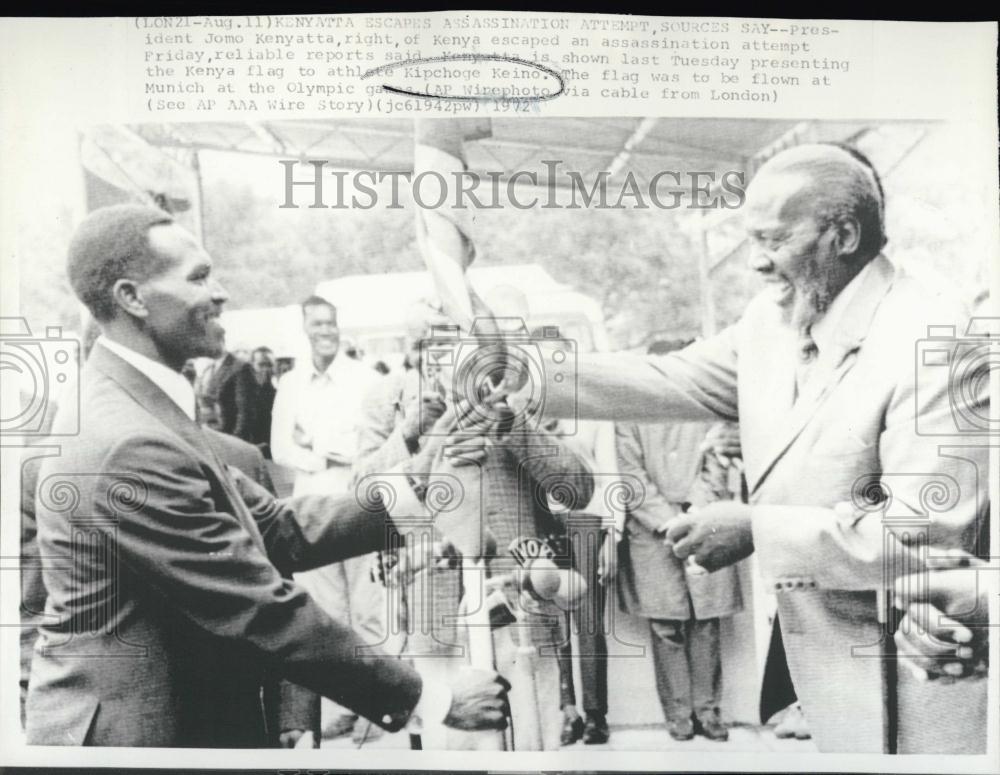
[26,204,509,747]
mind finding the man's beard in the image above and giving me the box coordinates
[781,252,838,337]
[149,316,222,370]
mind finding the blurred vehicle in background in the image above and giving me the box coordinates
[220,264,610,375]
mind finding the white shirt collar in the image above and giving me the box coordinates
[97,336,197,421]
[309,353,354,381]
[810,259,874,355]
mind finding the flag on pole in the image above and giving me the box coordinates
[413,119,492,332]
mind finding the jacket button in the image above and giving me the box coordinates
[774,582,783,590]
[784,581,795,589]
[382,714,393,726]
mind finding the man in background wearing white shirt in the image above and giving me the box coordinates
[270,295,386,740]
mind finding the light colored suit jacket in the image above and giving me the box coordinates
[537,255,989,753]
[615,421,742,621]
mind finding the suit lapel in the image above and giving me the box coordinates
[749,348,861,496]
[90,343,196,430]
[90,345,268,554]
[749,256,895,497]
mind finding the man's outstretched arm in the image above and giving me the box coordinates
[519,325,741,425]
[230,465,393,577]
[97,434,509,733]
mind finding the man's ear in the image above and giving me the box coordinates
[833,216,862,259]
[111,278,149,320]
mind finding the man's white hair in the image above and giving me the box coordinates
[755,143,888,260]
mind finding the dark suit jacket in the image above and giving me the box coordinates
[19,449,58,728]
[205,427,275,491]
[201,429,319,744]
[26,343,421,747]
[205,352,258,442]
[21,432,319,742]
[252,379,276,452]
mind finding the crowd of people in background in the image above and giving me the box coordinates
[18,141,990,754]
[184,335,384,459]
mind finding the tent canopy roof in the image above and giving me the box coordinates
[128,117,882,185]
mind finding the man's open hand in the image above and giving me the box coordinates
[597,529,619,586]
[893,562,991,681]
[376,538,460,588]
[700,422,742,465]
[407,401,464,479]
[401,395,448,443]
[440,435,492,467]
[409,400,494,475]
[664,501,754,572]
[443,668,511,731]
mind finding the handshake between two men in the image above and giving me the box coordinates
[391,388,585,604]
[386,394,517,734]
[372,386,591,747]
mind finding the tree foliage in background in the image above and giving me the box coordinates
[15,200,79,332]
[200,178,728,350]
[18,123,989,349]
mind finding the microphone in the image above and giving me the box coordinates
[508,537,587,610]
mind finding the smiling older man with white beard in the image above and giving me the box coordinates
[511,143,990,754]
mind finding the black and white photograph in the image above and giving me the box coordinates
[0,13,997,774]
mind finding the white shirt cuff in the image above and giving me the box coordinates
[408,678,452,732]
